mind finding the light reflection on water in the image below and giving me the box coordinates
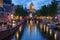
[16,32,19,40]
[19,25,23,32]
[21,20,48,40]
[12,31,19,40]
[12,20,48,40]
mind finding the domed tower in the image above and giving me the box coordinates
[30,3,35,12]
[29,3,35,18]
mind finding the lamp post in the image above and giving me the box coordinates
[11,14,13,19]
[10,14,14,27]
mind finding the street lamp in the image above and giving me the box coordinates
[16,16,19,19]
[11,14,13,19]
[11,14,13,17]
[29,13,32,18]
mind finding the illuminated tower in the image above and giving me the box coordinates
[29,3,35,18]
[30,3,35,12]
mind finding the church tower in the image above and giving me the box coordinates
[30,3,35,12]
[29,3,35,18]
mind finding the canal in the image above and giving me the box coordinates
[3,21,49,40]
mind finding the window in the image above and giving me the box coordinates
[3,0,11,4]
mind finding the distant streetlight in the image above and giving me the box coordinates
[11,14,13,19]
[29,13,32,18]
[11,14,13,17]
[20,16,23,21]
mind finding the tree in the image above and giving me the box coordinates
[36,5,48,16]
[41,5,48,16]
[15,5,27,17]
[36,0,58,16]
[49,0,58,16]
[35,10,41,16]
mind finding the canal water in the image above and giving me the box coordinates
[21,24,48,40]
[4,21,49,40]
[12,23,48,40]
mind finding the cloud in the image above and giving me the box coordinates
[12,0,20,5]
[12,0,31,5]
[12,0,52,10]
[26,0,52,10]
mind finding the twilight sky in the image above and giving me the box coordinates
[12,0,52,10]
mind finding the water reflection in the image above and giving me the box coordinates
[50,29,52,36]
[19,25,23,32]
[16,32,19,40]
[40,23,43,31]
[12,24,25,40]
[3,20,49,40]
[54,32,57,40]
[21,20,48,40]
[28,20,37,34]
[12,31,20,40]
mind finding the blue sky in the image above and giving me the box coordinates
[12,0,52,10]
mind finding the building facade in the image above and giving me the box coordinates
[56,0,60,22]
[3,0,12,17]
[0,0,5,18]
[0,0,3,7]
[57,0,60,14]
[11,4,17,14]
[0,0,13,22]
